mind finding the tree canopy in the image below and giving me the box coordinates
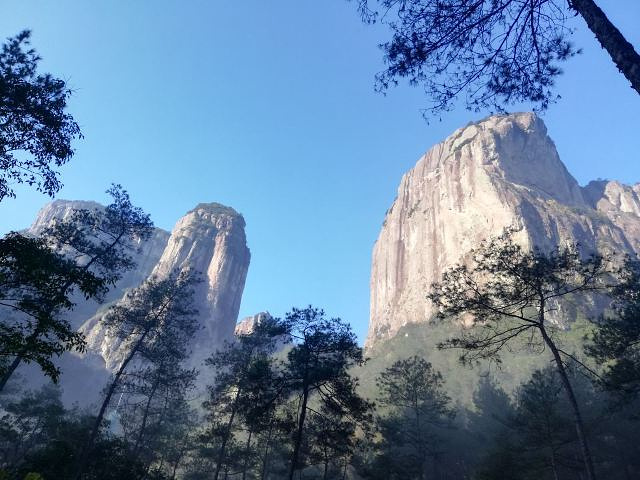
[428,231,611,480]
[353,0,640,115]
[0,30,81,201]
[282,306,372,480]
[587,258,640,399]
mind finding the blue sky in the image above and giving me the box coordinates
[1,1,639,344]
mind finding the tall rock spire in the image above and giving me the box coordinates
[82,202,250,370]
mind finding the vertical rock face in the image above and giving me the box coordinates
[82,202,250,370]
[18,200,250,375]
[367,113,640,348]
[150,203,250,359]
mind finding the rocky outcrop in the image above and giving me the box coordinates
[82,203,250,370]
[25,200,170,330]
[19,199,250,374]
[583,180,640,253]
[235,312,272,336]
[367,113,640,348]
[29,200,104,231]
[235,312,290,350]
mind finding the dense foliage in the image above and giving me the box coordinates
[2,289,640,479]
[352,0,640,116]
[0,30,82,201]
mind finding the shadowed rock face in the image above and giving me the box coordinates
[81,202,251,371]
[26,200,171,330]
[367,112,640,349]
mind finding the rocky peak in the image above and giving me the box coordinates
[82,201,250,370]
[235,312,272,336]
[27,199,104,234]
[367,113,640,348]
[188,202,246,223]
[583,180,640,215]
[464,112,585,206]
[235,312,290,351]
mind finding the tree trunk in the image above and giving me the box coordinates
[571,0,640,95]
[289,387,310,480]
[170,445,187,480]
[213,390,240,480]
[74,332,146,480]
[0,322,49,393]
[539,326,597,480]
[242,430,253,480]
[414,405,427,480]
[260,423,274,480]
[158,454,166,473]
[550,448,560,480]
[545,416,560,480]
[133,376,161,455]
[323,455,328,480]
[0,354,22,393]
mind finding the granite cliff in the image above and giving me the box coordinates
[367,112,640,348]
[26,200,170,330]
[24,201,250,375]
[235,312,272,336]
[80,203,251,370]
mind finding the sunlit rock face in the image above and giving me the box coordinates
[81,203,251,371]
[367,112,640,349]
[15,201,249,403]
[29,200,104,229]
[235,312,272,336]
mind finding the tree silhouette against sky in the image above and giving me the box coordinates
[354,0,640,115]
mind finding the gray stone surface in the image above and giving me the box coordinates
[13,201,250,404]
[81,202,251,371]
[367,112,640,348]
[25,200,170,331]
[235,312,272,336]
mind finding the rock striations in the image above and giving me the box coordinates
[24,201,250,373]
[367,112,640,349]
[81,202,250,370]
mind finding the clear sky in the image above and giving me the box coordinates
[1,1,639,344]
